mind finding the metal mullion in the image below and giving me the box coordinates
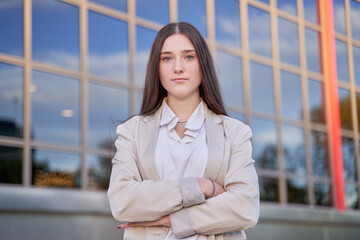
[79,0,88,190]
[87,2,128,22]
[0,54,25,67]
[135,18,163,31]
[128,0,136,115]
[298,0,314,206]
[270,0,286,205]
[0,137,25,148]
[240,0,251,125]
[248,53,273,67]
[23,0,32,187]
[247,0,271,12]
[31,141,81,155]
[31,61,81,79]
[215,44,242,57]
[169,0,177,23]
[206,0,215,55]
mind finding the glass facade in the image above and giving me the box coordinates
[0,0,359,212]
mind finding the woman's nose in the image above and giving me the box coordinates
[173,58,184,73]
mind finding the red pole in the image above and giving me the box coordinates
[321,0,346,211]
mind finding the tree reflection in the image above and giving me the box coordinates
[255,144,278,170]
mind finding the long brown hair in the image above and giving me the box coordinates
[140,22,227,116]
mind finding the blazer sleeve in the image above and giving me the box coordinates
[107,119,184,222]
[170,123,260,238]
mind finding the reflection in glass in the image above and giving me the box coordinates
[228,112,245,123]
[342,137,356,182]
[338,88,352,130]
[136,26,157,87]
[250,62,274,114]
[350,0,360,41]
[281,71,302,120]
[0,0,23,56]
[88,82,129,150]
[0,146,22,184]
[251,117,277,170]
[136,0,168,24]
[277,0,297,16]
[311,131,329,178]
[178,0,206,38]
[136,91,143,114]
[254,0,269,4]
[314,182,332,207]
[333,0,346,35]
[88,155,111,190]
[335,40,349,82]
[282,125,306,175]
[278,17,299,66]
[259,177,279,202]
[305,28,321,73]
[287,179,308,204]
[32,71,79,146]
[32,0,79,70]
[216,51,243,108]
[357,93,360,132]
[215,0,240,48]
[32,149,80,188]
[303,0,319,24]
[353,46,360,86]
[88,11,128,82]
[308,79,325,124]
[248,6,271,57]
[346,184,359,209]
[0,63,23,137]
[89,0,126,12]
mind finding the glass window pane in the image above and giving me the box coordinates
[88,11,128,83]
[278,17,299,66]
[350,0,360,41]
[308,79,325,124]
[215,0,240,48]
[32,149,81,188]
[357,93,360,132]
[345,184,359,209]
[277,0,297,16]
[32,71,80,146]
[178,0,207,38]
[135,26,157,87]
[228,112,245,123]
[254,0,269,4]
[251,117,278,170]
[333,0,346,35]
[259,176,279,202]
[305,28,321,73]
[250,61,274,114]
[136,0,168,24]
[303,0,319,24]
[136,91,143,114]
[249,6,271,57]
[0,146,22,184]
[338,88,352,130]
[335,40,349,82]
[282,125,306,175]
[342,137,356,182]
[353,46,360,86]
[0,0,23,56]
[88,154,111,190]
[311,131,329,178]
[287,179,308,204]
[88,82,129,150]
[281,71,302,120]
[32,0,79,70]
[216,51,243,108]
[0,63,23,138]
[89,0,126,12]
[314,182,332,207]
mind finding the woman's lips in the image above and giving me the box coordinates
[172,78,187,83]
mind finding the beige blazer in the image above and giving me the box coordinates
[107,104,259,240]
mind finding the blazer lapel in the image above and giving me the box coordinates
[204,106,225,182]
[138,107,162,181]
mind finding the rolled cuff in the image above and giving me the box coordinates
[179,177,205,208]
[170,208,196,239]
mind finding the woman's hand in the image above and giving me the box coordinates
[198,178,225,198]
[118,215,171,229]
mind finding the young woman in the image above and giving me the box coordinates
[107,22,259,240]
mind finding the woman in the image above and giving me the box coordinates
[107,22,259,240]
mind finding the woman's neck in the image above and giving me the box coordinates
[166,96,201,121]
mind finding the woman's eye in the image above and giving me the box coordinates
[162,56,171,62]
[185,55,194,60]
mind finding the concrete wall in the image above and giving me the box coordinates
[1,187,359,240]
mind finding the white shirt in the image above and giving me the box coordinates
[155,100,208,240]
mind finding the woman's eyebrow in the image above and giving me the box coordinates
[160,49,196,55]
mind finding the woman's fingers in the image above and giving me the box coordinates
[117,215,171,229]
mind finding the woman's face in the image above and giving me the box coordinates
[159,34,202,101]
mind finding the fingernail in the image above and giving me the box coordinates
[117,225,122,229]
